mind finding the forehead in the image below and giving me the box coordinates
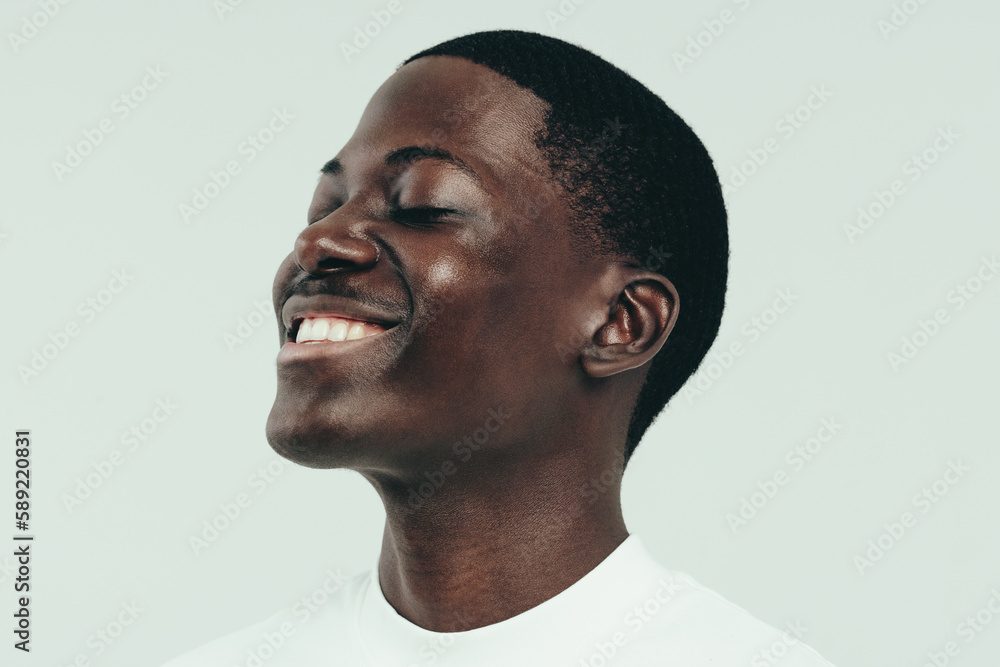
[341,55,553,192]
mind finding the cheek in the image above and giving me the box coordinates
[272,254,297,309]
[427,257,460,285]
[412,256,465,336]
[406,224,558,363]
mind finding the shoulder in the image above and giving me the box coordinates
[619,564,837,666]
[159,568,370,666]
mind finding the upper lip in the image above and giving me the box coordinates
[281,294,405,341]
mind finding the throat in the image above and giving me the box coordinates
[373,475,628,631]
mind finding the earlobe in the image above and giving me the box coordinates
[580,276,679,379]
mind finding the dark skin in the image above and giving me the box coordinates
[266,55,680,632]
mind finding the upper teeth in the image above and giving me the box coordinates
[295,317,383,343]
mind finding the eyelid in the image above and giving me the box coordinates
[390,205,459,226]
[306,204,461,227]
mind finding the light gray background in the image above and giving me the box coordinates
[2,0,998,665]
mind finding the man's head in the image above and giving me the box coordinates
[266,30,727,477]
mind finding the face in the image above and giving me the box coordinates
[266,56,605,474]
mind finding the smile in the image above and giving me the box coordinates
[291,315,389,344]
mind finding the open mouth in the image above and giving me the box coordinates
[288,315,394,344]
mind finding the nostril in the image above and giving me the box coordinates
[293,256,354,277]
[315,257,359,274]
[293,233,381,276]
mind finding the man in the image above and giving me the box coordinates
[164,30,835,666]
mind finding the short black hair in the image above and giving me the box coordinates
[402,30,729,464]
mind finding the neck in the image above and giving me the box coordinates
[364,448,629,632]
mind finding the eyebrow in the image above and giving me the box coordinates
[320,157,343,175]
[320,146,487,191]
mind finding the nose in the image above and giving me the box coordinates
[293,214,380,277]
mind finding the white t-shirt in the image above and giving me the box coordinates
[162,535,836,666]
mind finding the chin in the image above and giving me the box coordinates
[265,399,367,469]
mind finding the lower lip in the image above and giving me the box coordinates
[275,333,389,364]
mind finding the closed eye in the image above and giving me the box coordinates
[390,206,458,227]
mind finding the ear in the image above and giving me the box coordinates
[579,268,679,379]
